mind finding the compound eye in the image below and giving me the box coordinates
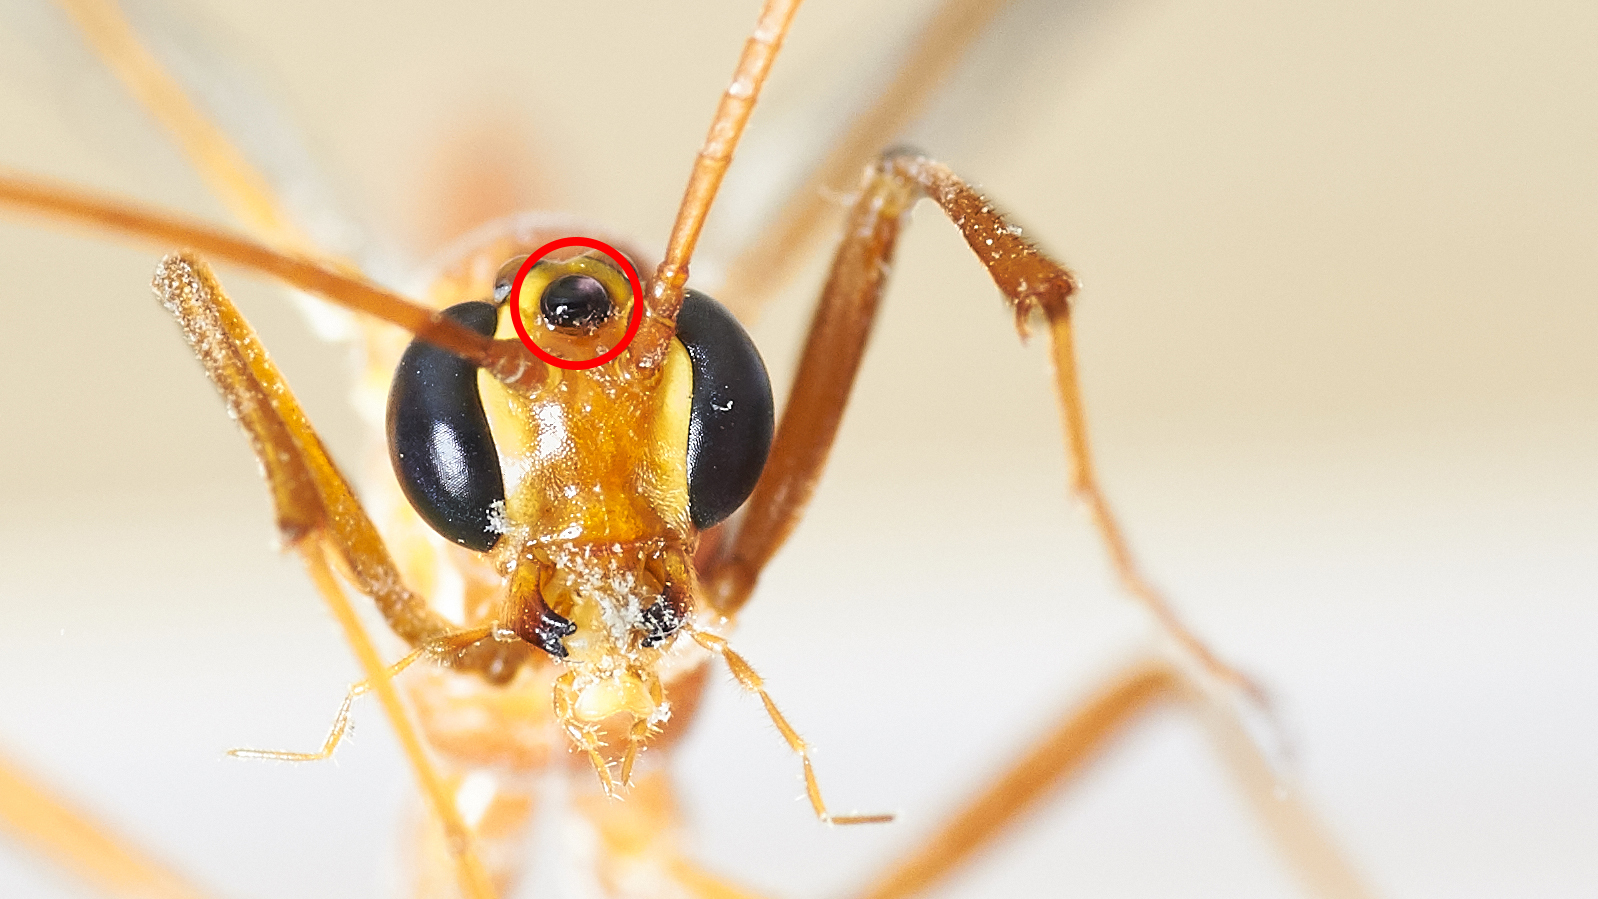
[493,255,530,304]
[541,273,613,330]
[386,301,506,552]
[677,290,775,530]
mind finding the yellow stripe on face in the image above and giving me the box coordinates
[476,300,695,549]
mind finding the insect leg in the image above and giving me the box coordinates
[223,648,424,765]
[720,0,1020,317]
[151,253,505,899]
[881,152,1253,691]
[848,660,1178,899]
[688,630,891,826]
[701,149,1370,896]
[150,252,522,672]
[0,749,219,899]
[847,653,1366,899]
[695,149,915,615]
[704,149,1243,692]
[223,636,490,763]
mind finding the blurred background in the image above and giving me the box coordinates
[0,0,1593,897]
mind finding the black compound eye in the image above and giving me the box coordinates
[540,274,613,330]
[677,290,774,530]
[493,255,529,304]
[387,301,506,552]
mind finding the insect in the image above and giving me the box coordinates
[3,0,1593,898]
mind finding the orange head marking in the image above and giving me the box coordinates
[390,239,772,792]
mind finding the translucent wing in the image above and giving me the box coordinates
[0,0,400,337]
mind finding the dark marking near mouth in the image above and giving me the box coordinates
[641,597,686,648]
[519,603,577,659]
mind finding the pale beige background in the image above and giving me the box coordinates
[0,1,1593,897]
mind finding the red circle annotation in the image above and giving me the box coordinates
[508,237,645,371]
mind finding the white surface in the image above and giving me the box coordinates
[0,1,1594,897]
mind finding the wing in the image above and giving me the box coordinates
[0,0,404,337]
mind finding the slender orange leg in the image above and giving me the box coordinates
[1194,691,1376,899]
[848,661,1179,899]
[704,149,1248,691]
[225,646,432,764]
[700,150,1369,897]
[697,152,916,615]
[886,154,1257,698]
[224,628,491,764]
[689,630,892,826]
[720,0,1019,318]
[150,254,504,899]
[150,254,525,678]
[848,658,1373,899]
[0,749,221,899]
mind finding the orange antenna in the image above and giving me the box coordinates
[0,173,545,390]
[634,0,804,368]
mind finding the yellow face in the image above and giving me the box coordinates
[479,249,701,790]
[481,267,694,549]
